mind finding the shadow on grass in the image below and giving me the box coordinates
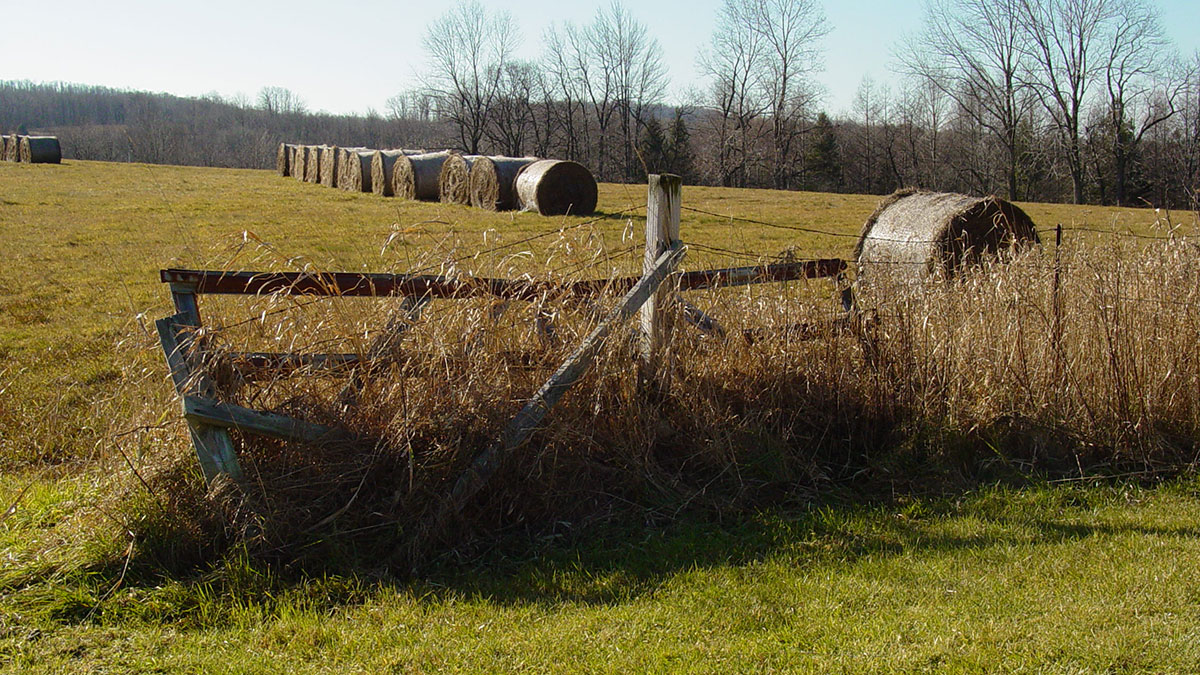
[5,472,1198,631]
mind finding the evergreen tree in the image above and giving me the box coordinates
[638,116,668,178]
[804,112,842,192]
[667,109,695,182]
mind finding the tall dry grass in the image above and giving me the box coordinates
[130,229,1200,567]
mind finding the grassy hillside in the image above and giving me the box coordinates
[1,159,1197,672]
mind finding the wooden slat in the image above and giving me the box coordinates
[674,258,846,290]
[182,395,344,444]
[159,258,846,301]
[168,286,243,482]
[438,243,687,523]
[155,314,192,393]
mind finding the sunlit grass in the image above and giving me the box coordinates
[1,159,1198,672]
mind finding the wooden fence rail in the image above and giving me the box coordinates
[156,174,848,497]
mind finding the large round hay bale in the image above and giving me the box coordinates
[855,189,1040,279]
[276,143,292,176]
[335,147,368,190]
[392,151,452,201]
[304,145,326,183]
[371,149,409,196]
[1,136,9,162]
[7,135,24,162]
[319,145,340,187]
[514,159,597,216]
[21,136,61,164]
[293,145,310,181]
[469,156,539,211]
[437,154,484,204]
[341,149,376,193]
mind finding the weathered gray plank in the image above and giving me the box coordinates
[183,395,345,444]
[155,314,192,393]
[166,285,243,483]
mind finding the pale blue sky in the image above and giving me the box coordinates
[4,0,1198,117]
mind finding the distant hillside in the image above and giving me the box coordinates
[0,80,452,169]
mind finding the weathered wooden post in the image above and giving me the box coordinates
[162,282,243,483]
[639,174,682,393]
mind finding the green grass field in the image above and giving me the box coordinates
[1,159,1197,672]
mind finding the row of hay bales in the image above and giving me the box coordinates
[1,135,61,164]
[276,143,597,216]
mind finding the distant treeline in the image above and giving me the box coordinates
[0,81,451,171]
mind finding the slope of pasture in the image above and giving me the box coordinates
[1,159,1196,672]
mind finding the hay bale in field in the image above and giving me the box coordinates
[293,145,310,181]
[437,153,484,204]
[304,145,326,183]
[1,136,8,162]
[371,149,409,196]
[392,151,452,201]
[341,149,376,193]
[6,135,23,161]
[21,136,61,164]
[469,156,539,210]
[855,189,1040,278]
[319,145,341,188]
[276,143,293,176]
[336,147,369,190]
[514,159,597,216]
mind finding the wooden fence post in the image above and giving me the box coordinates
[168,283,243,483]
[639,174,682,392]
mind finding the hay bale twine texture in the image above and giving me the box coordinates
[304,145,326,183]
[276,143,292,176]
[293,145,310,181]
[371,149,409,196]
[437,154,484,204]
[6,135,23,162]
[514,159,598,216]
[341,149,376,193]
[336,147,368,190]
[392,151,452,201]
[21,136,61,164]
[855,189,1040,279]
[319,145,341,187]
[469,156,539,211]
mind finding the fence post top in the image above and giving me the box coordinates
[648,174,682,189]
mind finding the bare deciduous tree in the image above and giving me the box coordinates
[421,0,518,153]
[897,0,1031,199]
[1019,0,1113,204]
[257,86,306,115]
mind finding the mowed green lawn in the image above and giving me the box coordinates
[1,160,1197,673]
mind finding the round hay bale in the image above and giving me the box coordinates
[1,136,9,162]
[319,145,341,188]
[276,143,292,176]
[342,149,376,193]
[469,156,539,211]
[514,159,598,216]
[392,151,452,201]
[304,145,326,183]
[437,154,484,204]
[855,189,1040,279]
[371,149,409,196]
[21,136,61,164]
[293,145,310,181]
[336,147,368,191]
[7,135,25,162]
